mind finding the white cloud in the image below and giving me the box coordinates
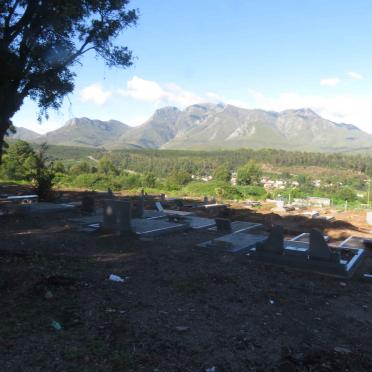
[347,71,363,80]
[119,76,204,107]
[79,83,112,105]
[250,91,372,133]
[320,77,340,86]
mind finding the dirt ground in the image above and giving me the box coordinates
[1,187,372,371]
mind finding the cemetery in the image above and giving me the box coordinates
[1,185,372,370]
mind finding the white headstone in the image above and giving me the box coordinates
[367,212,372,225]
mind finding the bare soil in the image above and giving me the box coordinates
[1,187,372,371]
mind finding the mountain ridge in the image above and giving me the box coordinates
[8,104,372,153]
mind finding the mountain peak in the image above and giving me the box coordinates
[281,108,320,118]
[11,104,372,153]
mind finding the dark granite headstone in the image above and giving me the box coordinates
[103,199,133,234]
[132,190,144,218]
[309,229,340,262]
[81,196,95,214]
[215,218,232,232]
[256,225,284,254]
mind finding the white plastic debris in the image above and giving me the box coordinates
[269,299,275,305]
[109,274,126,282]
[205,367,216,372]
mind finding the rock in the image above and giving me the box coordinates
[334,346,351,353]
[175,326,189,333]
[44,290,53,299]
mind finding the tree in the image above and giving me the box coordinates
[213,165,231,183]
[336,187,357,202]
[69,161,92,175]
[168,171,192,186]
[141,172,156,188]
[28,143,56,200]
[1,139,36,179]
[0,1,138,160]
[98,155,117,175]
[237,161,262,186]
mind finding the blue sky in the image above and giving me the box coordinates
[13,0,372,133]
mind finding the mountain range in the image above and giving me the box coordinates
[8,103,372,153]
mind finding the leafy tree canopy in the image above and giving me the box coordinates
[0,0,138,159]
[237,160,262,186]
[213,165,231,183]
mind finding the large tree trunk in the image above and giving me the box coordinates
[0,115,12,164]
[0,83,24,163]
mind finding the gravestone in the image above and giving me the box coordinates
[81,196,95,214]
[132,189,145,218]
[174,199,184,208]
[309,229,340,262]
[103,199,133,234]
[107,188,115,198]
[155,201,164,212]
[256,225,284,254]
[215,218,232,232]
[366,212,372,225]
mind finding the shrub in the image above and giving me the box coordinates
[213,166,231,183]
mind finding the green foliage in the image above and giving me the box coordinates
[2,142,372,208]
[0,1,138,158]
[215,185,242,200]
[98,155,118,175]
[1,140,36,180]
[237,161,262,186]
[141,172,156,188]
[167,171,192,186]
[213,166,231,182]
[69,161,92,175]
[237,185,268,200]
[28,144,56,201]
[53,161,66,174]
[182,181,226,197]
[335,187,357,202]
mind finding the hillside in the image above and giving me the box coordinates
[7,127,41,142]
[39,118,130,147]
[12,104,372,153]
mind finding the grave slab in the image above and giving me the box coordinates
[338,236,365,249]
[85,218,190,237]
[250,229,366,278]
[197,232,267,253]
[131,218,190,237]
[290,232,330,243]
[208,221,262,233]
[12,202,76,216]
[186,216,216,230]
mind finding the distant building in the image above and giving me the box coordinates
[292,197,331,208]
[306,197,331,207]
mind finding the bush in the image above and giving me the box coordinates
[237,161,262,186]
[29,143,56,201]
[168,171,192,186]
[141,172,157,188]
[238,185,267,200]
[335,187,357,202]
[213,166,231,182]
[215,185,242,200]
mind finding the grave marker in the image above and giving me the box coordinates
[309,229,340,262]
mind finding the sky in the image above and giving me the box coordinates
[12,0,372,134]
